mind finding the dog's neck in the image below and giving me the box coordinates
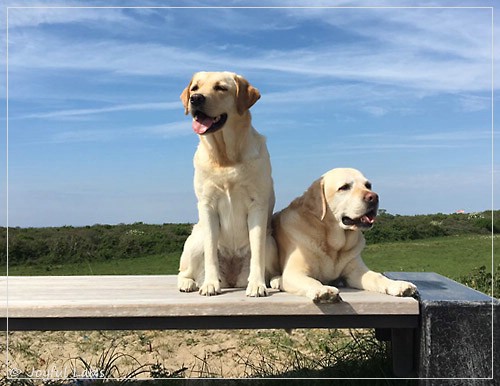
[199,111,252,167]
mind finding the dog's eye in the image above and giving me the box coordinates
[213,84,228,91]
[365,182,372,190]
[190,85,199,92]
[338,184,351,191]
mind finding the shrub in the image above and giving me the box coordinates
[3,223,193,267]
[458,265,499,298]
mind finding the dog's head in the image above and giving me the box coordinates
[180,71,260,135]
[308,168,378,231]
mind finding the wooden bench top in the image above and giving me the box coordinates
[1,275,419,331]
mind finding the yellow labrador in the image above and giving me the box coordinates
[270,168,417,302]
[177,71,277,297]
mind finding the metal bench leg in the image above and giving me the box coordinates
[391,328,415,377]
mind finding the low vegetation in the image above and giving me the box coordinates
[364,209,497,243]
[2,210,497,271]
[1,223,192,270]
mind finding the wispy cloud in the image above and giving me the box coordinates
[51,128,116,143]
[410,130,491,142]
[5,6,130,30]
[286,129,493,157]
[458,94,492,112]
[285,5,493,60]
[346,129,491,145]
[46,120,191,144]
[13,101,179,120]
[139,121,191,139]
[6,6,494,94]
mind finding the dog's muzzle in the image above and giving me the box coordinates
[189,93,228,135]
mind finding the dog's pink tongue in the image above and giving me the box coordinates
[192,117,213,134]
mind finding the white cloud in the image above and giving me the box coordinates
[51,128,116,143]
[362,106,388,117]
[411,130,491,142]
[284,5,493,58]
[14,101,179,120]
[285,129,493,158]
[5,7,129,30]
[458,94,492,112]
[140,121,191,139]
[46,120,191,144]
[6,6,494,94]
[358,129,490,144]
[281,7,494,90]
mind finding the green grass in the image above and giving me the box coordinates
[363,235,497,280]
[8,235,496,281]
[7,252,180,276]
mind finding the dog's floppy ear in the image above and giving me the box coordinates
[235,74,261,115]
[180,80,192,115]
[303,178,328,221]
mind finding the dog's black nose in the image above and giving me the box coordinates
[364,192,379,204]
[190,93,205,106]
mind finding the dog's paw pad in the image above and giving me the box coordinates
[199,281,221,296]
[387,281,417,297]
[246,282,268,297]
[178,278,198,293]
[308,286,340,303]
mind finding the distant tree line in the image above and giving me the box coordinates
[1,223,192,267]
[1,210,498,267]
[364,210,498,244]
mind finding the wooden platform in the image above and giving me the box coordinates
[3,273,496,379]
[1,275,418,331]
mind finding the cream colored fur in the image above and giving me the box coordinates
[270,168,417,302]
[177,72,277,297]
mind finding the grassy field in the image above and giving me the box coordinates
[363,234,496,278]
[8,234,497,281]
[7,252,179,276]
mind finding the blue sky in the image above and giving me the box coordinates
[1,1,498,227]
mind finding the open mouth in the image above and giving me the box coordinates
[192,111,227,135]
[342,209,377,229]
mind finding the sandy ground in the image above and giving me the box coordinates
[2,329,348,380]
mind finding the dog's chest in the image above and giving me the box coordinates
[217,182,254,248]
[312,250,352,283]
[316,230,364,281]
[322,231,365,282]
[196,161,262,204]
[198,165,259,249]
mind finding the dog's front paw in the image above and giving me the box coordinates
[270,276,282,290]
[386,280,417,297]
[199,280,221,296]
[307,286,340,303]
[178,277,198,293]
[246,281,268,297]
